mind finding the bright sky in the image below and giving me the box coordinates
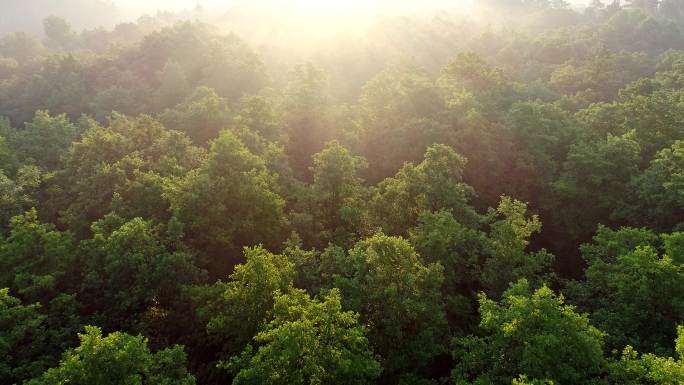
[115,0,225,12]
[114,0,588,14]
[113,0,480,14]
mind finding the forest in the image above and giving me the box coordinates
[2,0,684,384]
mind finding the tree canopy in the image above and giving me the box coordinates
[2,2,684,384]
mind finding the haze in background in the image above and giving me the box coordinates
[0,0,589,37]
[116,0,474,14]
[114,0,589,13]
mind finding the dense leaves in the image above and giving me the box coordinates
[568,226,684,355]
[321,233,447,382]
[371,144,478,236]
[2,2,684,385]
[0,289,53,385]
[26,326,196,385]
[609,327,684,385]
[453,279,606,385]
[79,215,204,333]
[228,289,381,385]
[192,246,296,357]
[168,130,285,274]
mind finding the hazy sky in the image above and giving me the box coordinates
[111,0,530,14]
[115,0,227,12]
[113,0,588,14]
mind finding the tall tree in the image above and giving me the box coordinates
[42,16,76,49]
[371,144,478,236]
[2,110,83,171]
[0,210,81,364]
[281,63,332,180]
[79,215,203,334]
[453,279,606,385]
[357,66,444,182]
[480,197,554,298]
[191,246,295,358]
[159,87,232,146]
[309,141,369,247]
[320,233,447,382]
[0,289,54,385]
[228,289,381,385]
[46,114,204,236]
[567,226,684,355]
[168,130,285,275]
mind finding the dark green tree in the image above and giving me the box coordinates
[2,110,83,171]
[42,16,77,49]
[79,215,204,333]
[480,197,554,297]
[280,63,332,180]
[168,130,285,275]
[357,66,444,182]
[0,210,81,365]
[46,113,204,236]
[308,141,369,247]
[567,226,684,355]
[191,246,295,357]
[0,289,54,385]
[371,144,478,236]
[321,233,447,382]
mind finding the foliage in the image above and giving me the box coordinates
[159,86,232,145]
[45,113,204,236]
[308,141,369,247]
[321,233,447,381]
[0,289,53,385]
[453,279,606,385]
[408,197,553,330]
[1,110,82,170]
[168,130,285,274]
[480,197,554,297]
[371,144,478,236]
[79,215,204,333]
[0,210,78,301]
[228,289,381,385]
[3,4,684,385]
[0,166,42,233]
[0,210,81,371]
[26,326,196,385]
[191,246,295,356]
[568,226,684,355]
[609,326,684,385]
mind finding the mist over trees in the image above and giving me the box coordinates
[3,0,684,384]
[0,0,125,36]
